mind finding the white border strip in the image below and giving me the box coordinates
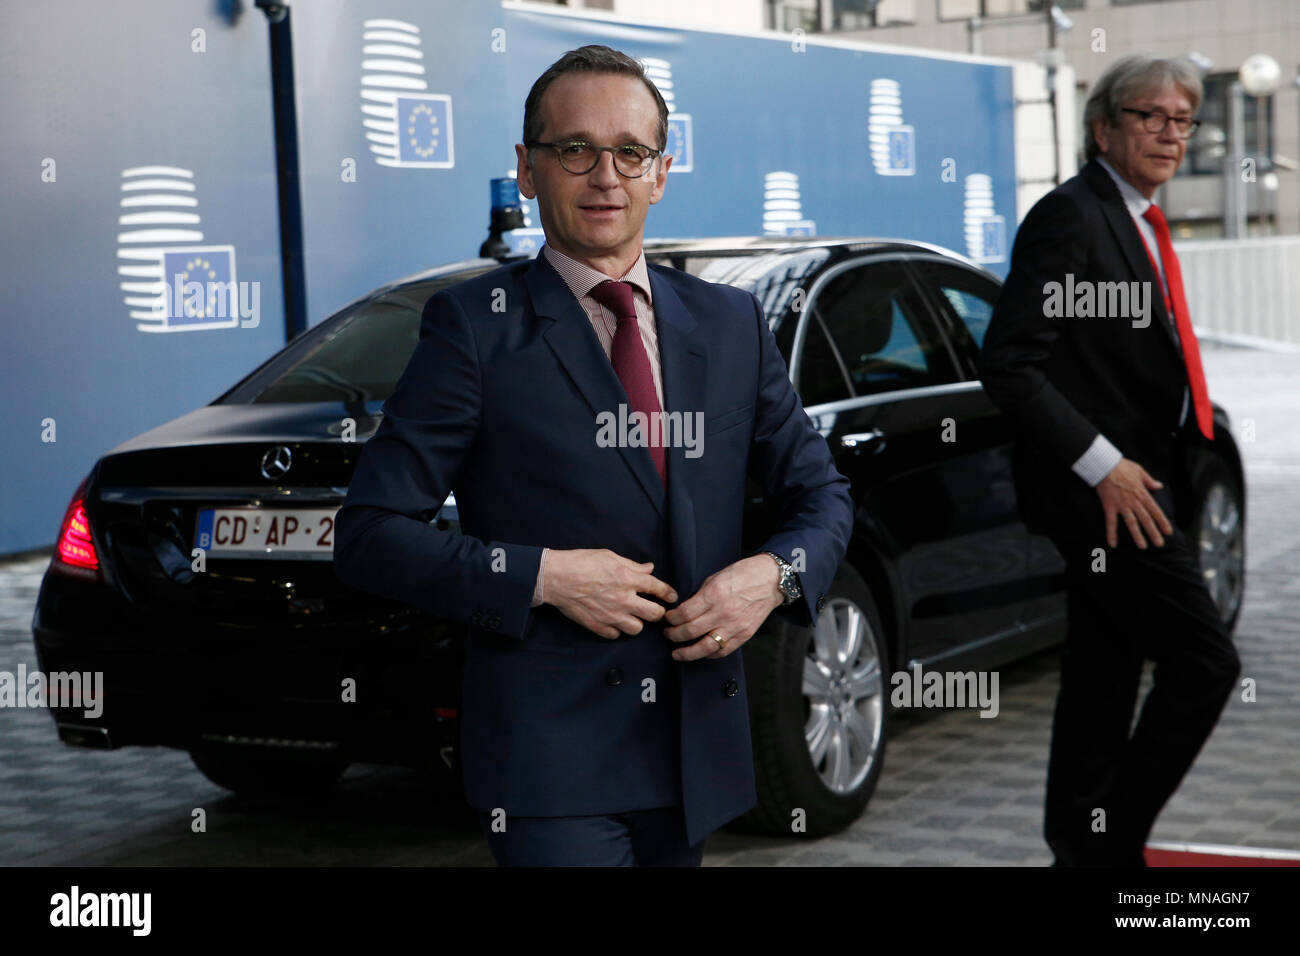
[1147,841,1300,861]
[501,0,1026,68]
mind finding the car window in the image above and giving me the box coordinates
[253,295,423,403]
[653,248,830,337]
[909,259,1001,373]
[797,320,854,406]
[737,250,831,333]
[797,259,956,403]
[233,272,492,404]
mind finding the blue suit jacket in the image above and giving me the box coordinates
[333,249,853,846]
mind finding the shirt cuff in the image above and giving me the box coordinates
[531,547,548,608]
[1072,434,1123,487]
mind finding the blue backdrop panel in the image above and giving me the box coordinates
[501,6,1017,268]
[2,0,1018,555]
[289,1,1016,330]
[0,1,285,554]
[291,0,514,322]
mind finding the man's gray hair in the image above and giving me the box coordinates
[523,44,669,154]
[1082,54,1204,162]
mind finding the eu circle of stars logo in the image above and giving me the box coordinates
[179,256,220,318]
[388,94,453,167]
[405,102,440,160]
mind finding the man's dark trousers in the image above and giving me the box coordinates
[477,807,705,866]
[1041,473,1240,866]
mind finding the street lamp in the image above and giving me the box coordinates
[1227,53,1282,237]
[1240,53,1282,97]
[1049,5,1073,35]
[966,4,1073,187]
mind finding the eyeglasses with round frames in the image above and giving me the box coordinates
[527,139,662,178]
[1119,107,1202,138]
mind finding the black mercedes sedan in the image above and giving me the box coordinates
[31,236,1246,835]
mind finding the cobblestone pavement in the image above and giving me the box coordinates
[1,344,1296,867]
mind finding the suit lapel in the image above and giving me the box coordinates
[1082,160,1181,354]
[649,265,708,591]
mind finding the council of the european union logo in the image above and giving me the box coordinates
[116,166,241,332]
[640,56,692,173]
[964,173,1005,264]
[869,78,915,177]
[359,18,455,169]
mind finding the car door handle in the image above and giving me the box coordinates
[840,429,886,453]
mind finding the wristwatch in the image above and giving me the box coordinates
[761,551,802,605]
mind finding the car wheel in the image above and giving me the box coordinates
[1189,454,1246,634]
[189,749,349,795]
[741,563,889,837]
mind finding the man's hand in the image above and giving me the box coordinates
[662,554,784,661]
[542,549,677,639]
[1097,457,1173,549]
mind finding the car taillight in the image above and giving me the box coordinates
[52,479,102,581]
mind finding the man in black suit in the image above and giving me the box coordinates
[978,54,1240,866]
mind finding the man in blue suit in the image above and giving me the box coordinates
[333,45,853,866]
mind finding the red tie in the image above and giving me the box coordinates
[1141,204,1214,441]
[588,280,667,485]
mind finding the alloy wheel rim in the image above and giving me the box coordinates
[802,597,884,794]
[1199,482,1244,625]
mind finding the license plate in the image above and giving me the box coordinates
[195,507,339,560]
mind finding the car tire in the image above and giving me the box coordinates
[189,749,349,796]
[740,562,890,837]
[1187,452,1246,634]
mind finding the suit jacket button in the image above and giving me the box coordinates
[487,614,502,629]
[605,668,624,686]
[816,594,826,613]
[723,679,739,697]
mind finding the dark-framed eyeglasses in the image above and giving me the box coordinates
[527,139,662,178]
[1119,107,1201,138]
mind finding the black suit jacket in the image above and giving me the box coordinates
[977,159,1208,537]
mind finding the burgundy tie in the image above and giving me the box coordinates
[588,280,666,485]
[1141,204,1214,441]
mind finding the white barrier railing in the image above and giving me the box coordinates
[1175,234,1300,348]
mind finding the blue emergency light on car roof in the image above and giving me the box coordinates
[481,177,526,261]
[490,177,521,214]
